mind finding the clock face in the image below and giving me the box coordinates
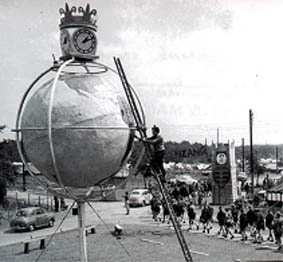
[60,29,70,54]
[216,153,227,165]
[72,28,97,55]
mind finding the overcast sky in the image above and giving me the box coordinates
[1,0,283,145]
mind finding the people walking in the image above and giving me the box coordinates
[266,210,274,242]
[272,212,283,250]
[171,185,180,201]
[172,198,180,222]
[187,202,199,230]
[207,203,214,233]
[239,209,248,241]
[247,206,256,237]
[254,209,265,243]
[231,204,239,233]
[123,192,130,215]
[171,197,185,224]
[177,197,186,224]
[198,191,204,209]
[179,183,189,199]
[216,206,226,236]
[161,198,170,224]
[224,210,234,239]
[151,195,161,221]
[200,204,210,233]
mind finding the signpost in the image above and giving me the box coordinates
[212,146,231,187]
[212,143,237,205]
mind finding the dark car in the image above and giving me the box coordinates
[10,207,55,232]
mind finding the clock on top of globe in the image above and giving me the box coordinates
[59,3,98,61]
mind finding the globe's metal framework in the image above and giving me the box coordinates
[14,58,145,201]
[14,58,147,262]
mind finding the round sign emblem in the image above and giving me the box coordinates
[216,153,227,165]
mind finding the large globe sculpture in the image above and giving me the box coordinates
[19,67,135,198]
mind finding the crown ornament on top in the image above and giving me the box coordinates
[59,3,97,30]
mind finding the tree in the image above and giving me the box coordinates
[0,176,7,207]
[0,160,15,207]
[0,125,6,133]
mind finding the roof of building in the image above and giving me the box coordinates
[268,182,283,193]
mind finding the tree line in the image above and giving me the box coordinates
[0,139,282,166]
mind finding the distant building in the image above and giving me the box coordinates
[266,182,283,203]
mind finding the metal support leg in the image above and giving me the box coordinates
[40,239,45,250]
[78,201,88,262]
[24,242,29,254]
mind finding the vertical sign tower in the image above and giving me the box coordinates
[212,142,238,205]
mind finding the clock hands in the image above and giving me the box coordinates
[82,35,94,44]
[72,28,97,54]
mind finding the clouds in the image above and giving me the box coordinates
[118,0,233,32]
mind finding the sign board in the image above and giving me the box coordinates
[212,144,231,187]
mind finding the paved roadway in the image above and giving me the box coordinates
[0,201,153,247]
[0,200,280,251]
[1,201,283,262]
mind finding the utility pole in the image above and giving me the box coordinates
[22,162,26,192]
[205,138,208,161]
[275,146,279,174]
[242,138,245,172]
[217,128,220,148]
[249,109,254,195]
[255,150,259,186]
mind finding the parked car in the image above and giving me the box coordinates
[129,189,152,207]
[10,207,55,232]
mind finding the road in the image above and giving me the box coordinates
[0,201,282,262]
[0,201,153,247]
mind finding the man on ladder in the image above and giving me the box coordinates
[115,57,193,262]
[141,125,166,184]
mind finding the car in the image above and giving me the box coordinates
[129,189,152,207]
[10,207,55,232]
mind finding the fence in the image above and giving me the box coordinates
[0,190,60,222]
